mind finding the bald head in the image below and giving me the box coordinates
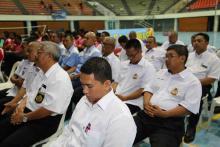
[169,31,178,44]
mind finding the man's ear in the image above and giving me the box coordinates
[180,55,186,63]
[104,80,112,89]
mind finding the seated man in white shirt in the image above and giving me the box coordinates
[161,31,184,50]
[134,45,202,147]
[145,36,165,71]
[0,41,73,147]
[112,39,156,114]
[0,41,40,117]
[102,37,120,82]
[47,57,136,147]
[184,32,220,143]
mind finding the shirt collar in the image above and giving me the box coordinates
[105,52,114,60]
[85,89,114,111]
[167,68,189,79]
[44,63,59,78]
[195,50,208,57]
[136,57,145,67]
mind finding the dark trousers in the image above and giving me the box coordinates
[126,103,141,115]
[134,110,185,147]
[187,85,211,128]
[0,108,62,147]
[0,89,13,121]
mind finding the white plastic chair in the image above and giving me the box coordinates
[198,94,209,126]
[31,112,66,147]
[207,96,220,129]
[0,61,5,82]
[0,61,20,90]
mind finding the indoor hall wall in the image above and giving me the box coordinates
[37,21,70,32]
[79,21,104,32]
[0,21,25,37]
[178,17,208,32]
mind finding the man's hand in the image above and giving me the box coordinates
[143,99,155,117]
[10,111,23,125]
[150,105,168,118]
[1,101,17,115]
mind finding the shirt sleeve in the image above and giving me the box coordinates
[179,79,202,114]
[141,63,156,88]
[207,57,220,80]
[103,114,136,147]
[43,75,74,114]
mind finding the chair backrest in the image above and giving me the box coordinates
[0,61,20,90]
[7,61,20,82]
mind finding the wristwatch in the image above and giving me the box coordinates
[22,114,28,123]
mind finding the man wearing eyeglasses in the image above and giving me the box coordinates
[112,39,155,114]
[134,45,202,147]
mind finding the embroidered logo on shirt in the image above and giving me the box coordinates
[84,123,91,134]
[170,88,178,96]
[35,92,44,103]
[133,73,138,79]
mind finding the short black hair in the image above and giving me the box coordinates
[80,57,112,83]
[195,32,209,42]
[118,35,128,43]
[125,39,141,51]
[167,44,188,64]
[101,31,110,37]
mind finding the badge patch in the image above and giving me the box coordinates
[133,73,138,79]
[170,88,178,96]
[35,92,44,103]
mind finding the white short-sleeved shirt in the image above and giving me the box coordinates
[26,63,73,115]
[65,44,79,56]
[103,52,120,81]
[161,40,185,50]
[6,60,33,96]
[186,50,220,80]
[79,45,101,63]
[119,48,129,61]
[115,57,156,109]
[144,47,166,71]
[22,65,41,90]
[48,90,136,147]
[59,42,67,56]
[145,69,202,114]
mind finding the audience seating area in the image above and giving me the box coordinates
[189,0,219,10]
[0,0,22,15]
[0,0,219,16]
[56,0,93,16]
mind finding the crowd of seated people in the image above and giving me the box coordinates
[0,29,219,147]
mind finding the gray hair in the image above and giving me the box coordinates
[41,41,61,61]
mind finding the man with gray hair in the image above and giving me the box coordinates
[102,37,120,82]
[0,41,73,147]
